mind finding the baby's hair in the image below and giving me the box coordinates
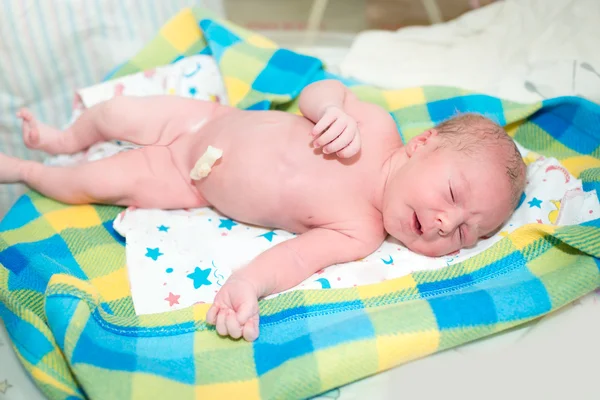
[434,113,526,208]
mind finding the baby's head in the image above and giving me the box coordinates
[382,113,526,257]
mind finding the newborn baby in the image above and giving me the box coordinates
[0,80,525,341]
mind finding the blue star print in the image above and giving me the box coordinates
[218,218,238,230]
[516,192,526,209]
[528,197,542,208]
[187,267,212,289]
[188,87,197,96]
[259,231,277,242]
[145,248,163,261]
[157,225,170,232]
[381,255,394,265]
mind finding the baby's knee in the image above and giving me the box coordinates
[97,97,130,124]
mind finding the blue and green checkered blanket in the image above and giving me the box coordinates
[1,7,599,400]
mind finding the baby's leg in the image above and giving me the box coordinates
[3,147,204,209]
[18,96,221,155]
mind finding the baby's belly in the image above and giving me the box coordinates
[189,110,316,231]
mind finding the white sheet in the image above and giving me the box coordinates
[340,0,600,104]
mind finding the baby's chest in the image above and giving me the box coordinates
[282,165,371,219]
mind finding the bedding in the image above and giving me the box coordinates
[1,7,600,400]
[340,0,600,104]
[50,54,600,317]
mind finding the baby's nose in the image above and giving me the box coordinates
[437,211,463,236]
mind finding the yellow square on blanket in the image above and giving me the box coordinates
[383,87,427,109]
[376,330,440,371]
[160,8,203,53]
[45,205,102,231]
[196,380,261,399]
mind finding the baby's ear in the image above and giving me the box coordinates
[406,129,438,157]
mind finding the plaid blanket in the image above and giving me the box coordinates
[1,7,599,400]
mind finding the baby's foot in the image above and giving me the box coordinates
[0,152,24,183]
[16,108,41,149]
[206,278,260,341]
[16,108,64,154]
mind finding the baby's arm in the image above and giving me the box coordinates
[299,80,355,122]
[299,80,361,158]
[206,226,383,341]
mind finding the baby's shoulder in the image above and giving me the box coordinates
[326,199,386,244]
[351,102,398,138]
[342,214,387,252]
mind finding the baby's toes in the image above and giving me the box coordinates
[16,108,33,121]
[21,120,39,148]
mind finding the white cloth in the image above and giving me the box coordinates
[339,0,600,104]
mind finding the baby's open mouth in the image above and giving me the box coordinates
[412,212,423,235]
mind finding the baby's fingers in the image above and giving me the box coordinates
[323,126,355,154]
[312,112,336,137]
[242,315,260,342]
[235,301,258,326]
[313,119,346,149]
[337,133,361,159]
[206,304,219,325]
[225,310,243,339]
[215,309,228,336]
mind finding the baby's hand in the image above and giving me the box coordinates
[206,277,260,341]
[311,105,361,158]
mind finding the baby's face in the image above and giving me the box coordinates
[383,139,514,257]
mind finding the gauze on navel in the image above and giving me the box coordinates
[190,145,223,180]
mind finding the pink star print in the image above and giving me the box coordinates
[114,83,125,96]
[165,292,180,307]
